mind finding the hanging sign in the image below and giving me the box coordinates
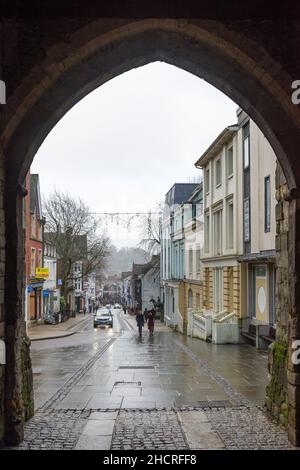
[35,267,49,279]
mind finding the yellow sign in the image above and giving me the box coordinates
[35,268,49,279]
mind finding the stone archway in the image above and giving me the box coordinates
[1,17,300,446]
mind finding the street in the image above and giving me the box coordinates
[13,309,291,450]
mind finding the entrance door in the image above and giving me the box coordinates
[254,265,268,322]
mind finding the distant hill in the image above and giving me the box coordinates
[106,246,149,275]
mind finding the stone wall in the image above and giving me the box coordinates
[266,163,289,426]
[0,146,5,445]
[1,8,300,446]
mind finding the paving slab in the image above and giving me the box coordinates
[75,434,112,450]
[178,411,225,449]
[82,419,115,435]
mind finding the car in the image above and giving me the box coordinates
[105,304,111,309]
[94,308,113,328]
[114,303,121,309]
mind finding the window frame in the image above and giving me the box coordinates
[226,200,234,250]
[206,167,210,194]
[213,208,223,256]
[215,157,222,188]
[264,175,271,233]
[31,248,36,277]
[204,212,210,253]
[226,145,234,178]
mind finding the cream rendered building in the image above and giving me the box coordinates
[194,109,277,347]
[236,108,277,348]
[194,124,242,343]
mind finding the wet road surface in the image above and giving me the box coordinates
[11,309,291,450]
[31,308,268,410]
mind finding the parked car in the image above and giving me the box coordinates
[114,303,121,309]
[94,308,113,328]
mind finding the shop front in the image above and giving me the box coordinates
[27,281,44,322]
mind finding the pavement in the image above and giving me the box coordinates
[27,313,92,341]
[6,309,294,450]
[121,312,170,333]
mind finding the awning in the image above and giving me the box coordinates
[238,250,276,263]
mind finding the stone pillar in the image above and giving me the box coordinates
[266,164,289,427]
[0,147,5,445]
[286,193,300,446]
[266,163,300,446]
[223,267,229,310]
[232,266,240,314]
[4,180,33,446]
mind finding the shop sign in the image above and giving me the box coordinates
[36,267,49,279]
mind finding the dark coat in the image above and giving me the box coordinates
[147,313,154,327]
[136,313,144,327]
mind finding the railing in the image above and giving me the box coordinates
[213,311,238,323]
[188,309,213,340]
[211,310,239,344]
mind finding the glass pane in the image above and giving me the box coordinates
[227,147,233,176]
[255,266,267,277]
[243,137,249,168]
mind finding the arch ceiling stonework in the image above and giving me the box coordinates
[1,13,300,446]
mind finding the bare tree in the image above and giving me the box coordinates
[137,203,163,261]
[43,190,111,299]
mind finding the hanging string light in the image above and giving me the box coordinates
[89,210,163,232]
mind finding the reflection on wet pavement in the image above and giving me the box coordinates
[31,309,268,411]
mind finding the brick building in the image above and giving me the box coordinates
[24,173,45,325]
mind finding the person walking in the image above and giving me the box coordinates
[143,308,148,322]
[136,310,145,337]
[147,310,155,336]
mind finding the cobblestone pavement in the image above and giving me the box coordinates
[6,410,90,450]
[111,410,188,450]
[206,406,293,449]
[4,311,294,450]
[6,406,292,450]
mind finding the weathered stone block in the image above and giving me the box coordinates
[276,202,283,221]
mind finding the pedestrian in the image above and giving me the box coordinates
[147,310,155,336]
[143,308,148,322]
[123,305,127,315]
[136,310,145,337]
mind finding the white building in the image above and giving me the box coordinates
[161,183,199,330]
[141,257,161,312]
[43,241,60,318]
[194,109,277,347]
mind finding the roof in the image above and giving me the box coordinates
[30,174,43,218]
[194,125,238,168]
[187,183,203,203]
[132,263,149,275]
[165,183,199,207]
[132,255,160,276]
[121,271,132,280]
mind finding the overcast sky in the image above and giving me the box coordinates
[31,62,237,247]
